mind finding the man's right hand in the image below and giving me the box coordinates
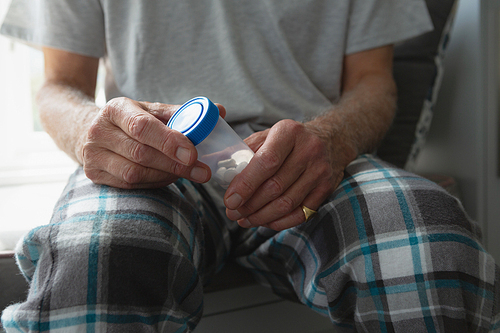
[39,48,228,189]
[79,97,220,189]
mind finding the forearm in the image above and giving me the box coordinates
[225,74,396,230]
[37,81,100,165]
[38,48,208,189]
[306,72,397,163]
[225,46,396,229]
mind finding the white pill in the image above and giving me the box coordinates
[236,161,248,173]
[217,158,236,168]
[223,168,238,183]
[214,167,227,183]
[231,150,254,164]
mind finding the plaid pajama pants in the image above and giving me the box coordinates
[2,154,499,332]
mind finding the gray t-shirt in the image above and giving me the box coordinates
[1,0,432,135]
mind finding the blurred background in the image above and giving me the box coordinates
[0,0,499,331]
[2,0,497,260]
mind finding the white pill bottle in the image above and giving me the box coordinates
[167,96,254,188]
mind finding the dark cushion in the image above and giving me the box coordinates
[376,0,457,169]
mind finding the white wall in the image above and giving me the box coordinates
[415,0,481,218]
[415,0,500,261]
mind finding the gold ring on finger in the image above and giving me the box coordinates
[301,205,317,222]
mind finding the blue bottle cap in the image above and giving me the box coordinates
[167,96,219,146]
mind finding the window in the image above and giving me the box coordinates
[0,38,78,186]
[0,1,106,186]
[0,1,104,248]
[0,3,76,185]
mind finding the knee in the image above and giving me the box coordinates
[403,178,482,243]
[385,175,484,256]
[341,158,480,240]
[17,181,205,281]
[335,163,486,274]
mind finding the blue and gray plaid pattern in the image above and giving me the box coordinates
[2,155,499,332]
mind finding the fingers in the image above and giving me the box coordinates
[83,147,179,188]
[231,167,333,231]
[136,101,180,124]
[102,98,198,166]
[264,206,307,231]
[86,121,210,182]
[264,184,329,231]
[138,101,226,121]
[85,168,177,190]
[244,129,269,153]
[214,103,226,119]
[82,97,217,188]
[83,141,211,185]
[224,121,296,210]
[224,119,337,231]
[225,152,305,221]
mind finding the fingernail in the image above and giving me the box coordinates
[190,167,208,182]
[227,209,242,220]
[238,219,251,228]
[225,193,242,209]
[176,147,191,165]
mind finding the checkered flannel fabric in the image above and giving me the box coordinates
[1,174,222,332]
[2,155,499,332]
[234,156,500,332]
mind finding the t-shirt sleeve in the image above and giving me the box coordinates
[0,0,105,58]
[346,0,434,55]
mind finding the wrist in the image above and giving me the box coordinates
[74,108,100,166]
[74,131,87,166]
[305,115,359,168]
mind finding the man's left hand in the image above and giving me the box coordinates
[224,119,354,231]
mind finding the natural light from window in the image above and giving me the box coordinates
[0,0,104,250]
[0,4,77,186]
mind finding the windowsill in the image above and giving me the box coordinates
[0,131,78,186]
[0,180,69,251]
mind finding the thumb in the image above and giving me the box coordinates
[138,101,181,124]
[139,101,227,122]
[214,103,227,119]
